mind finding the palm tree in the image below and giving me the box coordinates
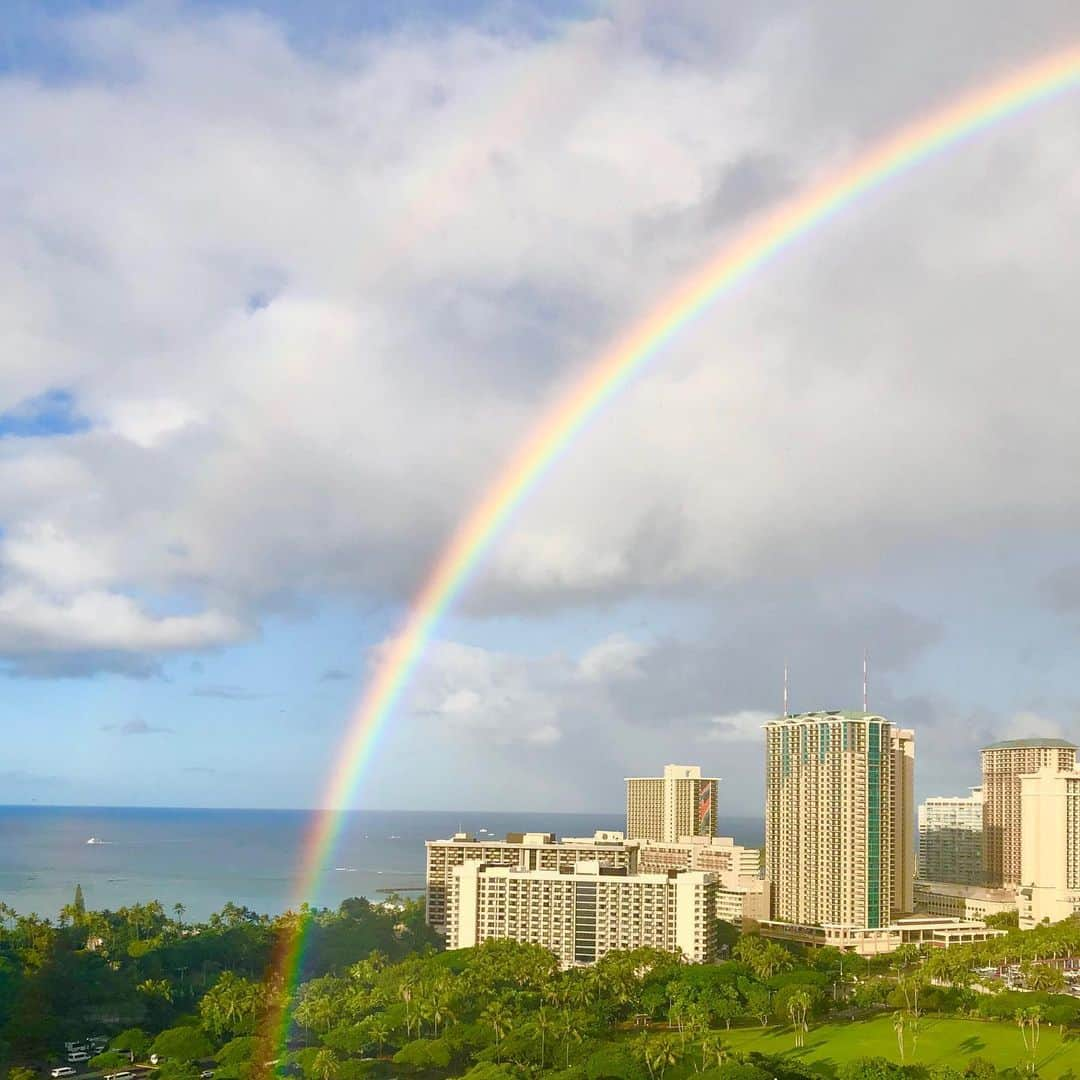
[311,1049,339,1080]
[893,1011,907,1062]
[555,1011,584,1069]
[788,990,812,1049]
[899,972,926,1018]
[648,1036,680,1080]
[173,902,185,927]
[368,1018,391,1056]
[482,1000,512,1062]
[1016,1006,1043,1075]
[701,1034,728,1073]
[634,1034,656,1080]
[399,973,419,1038]
[534,1006,555,1068]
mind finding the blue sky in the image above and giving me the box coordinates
[3,0,1080,814]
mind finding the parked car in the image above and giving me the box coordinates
[105,1072,136,1080]
[200,1071,215,1079]
[66,1053,90,1064]
[150,1056,163,1066]
[51,1067,77,1078]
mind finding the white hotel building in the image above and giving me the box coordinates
[425,830,636,934]
[446,861,718,966]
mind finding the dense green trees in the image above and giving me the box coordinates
[10,893,1080,1080]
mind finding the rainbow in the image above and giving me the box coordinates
[261,44,1080,1064]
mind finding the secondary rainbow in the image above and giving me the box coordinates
[262,43,1080,1062]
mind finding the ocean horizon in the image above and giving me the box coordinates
[0,805,766,922]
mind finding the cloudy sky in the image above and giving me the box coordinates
[3,0,1080,817]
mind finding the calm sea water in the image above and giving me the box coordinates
[0,806,765,922]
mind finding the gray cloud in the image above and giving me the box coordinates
[191,684,262,700]
[1039,564,1080,614]
[320,667,352,682]
[3,650,162,680]
[0,0,1078,723]
[103,717,174,736]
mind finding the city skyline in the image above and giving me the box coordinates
[3,1,1080,812]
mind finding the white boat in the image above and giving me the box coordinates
[87,837,100,845]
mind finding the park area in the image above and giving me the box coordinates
[719,1015,1080,1077]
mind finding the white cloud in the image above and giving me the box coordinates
[0,586,246,655]
[701,710,772,743]
[1,2,1080,673]
[578,634,649,682]
[1002,710,1064,741]
[394,638,570,747]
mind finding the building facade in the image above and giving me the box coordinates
[625,764,719,842]
[913,880,1016,920]
[425,830,637,933]
[917,788,984,885]
[716,878,771,926]
[758,914,1005,957]
[446,861,718,966]
[764,712,914,929]
[1018,765,1080,928]
[636,835,759,879]
[982,738,1077,887]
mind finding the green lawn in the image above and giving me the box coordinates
[719,1015,1080,1077]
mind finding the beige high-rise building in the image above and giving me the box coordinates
[447,860,718,966]
[918,789,984,885]
[981,738,1077,887]
[425,830,636,933]
[1018,765,1080,928]
[625,764,718,842]
[764,712,914,929]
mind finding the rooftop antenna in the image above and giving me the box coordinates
[862,649,869,714]
[783,661,789,718]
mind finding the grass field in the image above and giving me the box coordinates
[718,1015,1080,1076]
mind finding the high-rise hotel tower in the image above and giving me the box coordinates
[981,738,1077,888]
[625,764,719,842]
[765,712,914,928]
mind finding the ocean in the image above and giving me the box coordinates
[0,806,765,922]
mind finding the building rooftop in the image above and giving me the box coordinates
[765,710,889,723]
[915,880,1016,902]
[981,737,1078,751]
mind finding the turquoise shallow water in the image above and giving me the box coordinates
[0,806,764,921]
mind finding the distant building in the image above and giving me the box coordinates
[758,914,1006,957]
[764,711,914,929]
[716,877,771,926]
[636,834,760,879]
[425,830,636,934]
[1018,765,1080,927]
[447,860,718,966]
[625,764,719,842]
[913,880,1016,921]
[917,788,984,885]
[981,738,1077,887]
[635,834,766,925]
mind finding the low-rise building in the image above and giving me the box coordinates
[447,860,718,966]
[637,834,760,880]
[913,880,1016,920]
[426,830,637,934]
[758,914,1006,956]
[716,877,771,926]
